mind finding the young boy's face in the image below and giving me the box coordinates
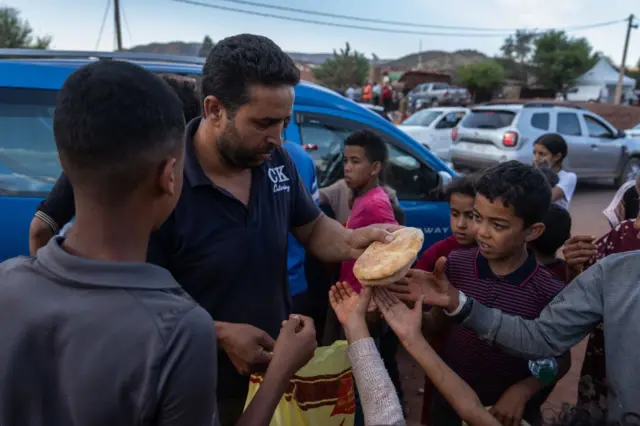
[473,194,545,261]
[449,193,476,245]
[343,145,379,191]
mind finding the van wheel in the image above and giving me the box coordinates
[616,156,640,187]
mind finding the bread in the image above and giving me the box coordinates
[353,227,424,286]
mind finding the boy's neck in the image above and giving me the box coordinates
[62,202,153,263]
[487,246,530,277]
[353,179,379,199]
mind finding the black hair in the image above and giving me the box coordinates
[529,204,572,256]
[550,406,640,426]
[537,164,560,187]
[160,74,201,122]
[534,133,569,163]
[201,33,300,111]
[344,130,388,166]
[444,175,476,202]
[475,161,552,227]
[54,60,185,205]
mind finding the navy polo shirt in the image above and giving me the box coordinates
[148,117,321,398]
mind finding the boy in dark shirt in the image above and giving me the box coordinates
[0,61,317,426]
[404,161,568,426]
[529,204,572,283]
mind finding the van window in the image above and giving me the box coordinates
[584,116,614,138]
[462,110,516,129]
[297,113,440,200]
[530,113,550,131]
[435,111,466,130]
[556,112,582,136]
[0,88,59,197]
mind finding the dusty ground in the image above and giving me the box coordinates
[398,182,616,426]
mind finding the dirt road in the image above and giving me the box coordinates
[400,182,617,425]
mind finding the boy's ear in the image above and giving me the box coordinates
[372,161,382,176]
[525,222,546,243]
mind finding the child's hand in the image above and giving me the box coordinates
[562,235,597,274]
[392,257,459,312]
[373,287,424,346]
[489,381,532,426]
[272,315,317,377]
[329,282,373,341]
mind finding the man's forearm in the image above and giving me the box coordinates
[300,215,352,263]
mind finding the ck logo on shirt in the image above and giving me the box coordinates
[267,165,291,194]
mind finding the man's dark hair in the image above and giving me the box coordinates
[534,133,569,162]
[54,61,185,205]
[160,74,201,122]
[475,161,551,227]
[344,130,388,166]
[529,204,572,256]
[201,34,300,111]
[444,175,476,202]
[551,406,640,426]
[537,164,560,187]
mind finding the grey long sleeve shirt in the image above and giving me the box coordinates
[462,251,640,419]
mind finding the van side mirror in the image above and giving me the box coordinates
[617,129,627,139]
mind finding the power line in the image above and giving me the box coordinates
[179,0,626,33]
[95,0,111,50]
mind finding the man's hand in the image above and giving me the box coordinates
[391,257,459,312]
[489,381,535,426]
[346,223,403,259]
[373,287,423,346]
[218,323,276,375]
[271,315,317,376]
[562,235,597,278]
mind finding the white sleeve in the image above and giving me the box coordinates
[556,172,577,203]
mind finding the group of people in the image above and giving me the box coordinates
[2,31,640,426]
[348,77,397,113]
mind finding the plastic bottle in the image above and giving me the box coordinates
[528,358,558,384]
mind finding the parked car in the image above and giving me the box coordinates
[408,82,469,111]
[450,102,640,186]
[564,86,607,103]
[358,102,392,122]
[398,107,469,161]
[626,123,640,138]
[0,49,455,261]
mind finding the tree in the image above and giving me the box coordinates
[457,60,505,100]
[500,29,537,84]
[0,6,51,49]
[532,30,597,91]
[312,42,370,91]
[198,35,214,57]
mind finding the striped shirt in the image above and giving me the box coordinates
[440,248,564,403]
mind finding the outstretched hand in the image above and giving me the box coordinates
[329,282,373,342]
[389,257,458,311]
[374,287,423,345]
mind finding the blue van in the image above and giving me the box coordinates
[0,49,454,262]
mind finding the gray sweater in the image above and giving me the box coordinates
[462,251,640,419]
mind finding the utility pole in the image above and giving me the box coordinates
[614,14,637,104]
[418,40,423,69]
[113,0,123,51]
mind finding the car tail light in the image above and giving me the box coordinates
[303,144,318,152]
[451,127,458,142]
[502,131,518,147]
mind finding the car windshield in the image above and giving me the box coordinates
[462,109,516,129]
[402,110,442,127]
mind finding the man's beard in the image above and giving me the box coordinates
[216,122,275,169]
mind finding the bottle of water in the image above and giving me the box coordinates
[528,358,558,384]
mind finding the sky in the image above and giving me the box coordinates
[12,0,640,64]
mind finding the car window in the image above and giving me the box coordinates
[0,88,59,197]
[298,113,440,199]
[435,111,466,129]
[556,112,582,136]
[462,109,516,129]
[584,115,614,138]
[402,110,442,127]
[530,112,550,131]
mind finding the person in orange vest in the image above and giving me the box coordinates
[362,82,373,103]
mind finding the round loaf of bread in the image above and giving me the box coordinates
[353,227,424,286]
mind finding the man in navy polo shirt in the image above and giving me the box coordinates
[29,34,398,426]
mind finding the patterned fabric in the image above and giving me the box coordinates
[578,220,640,409]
